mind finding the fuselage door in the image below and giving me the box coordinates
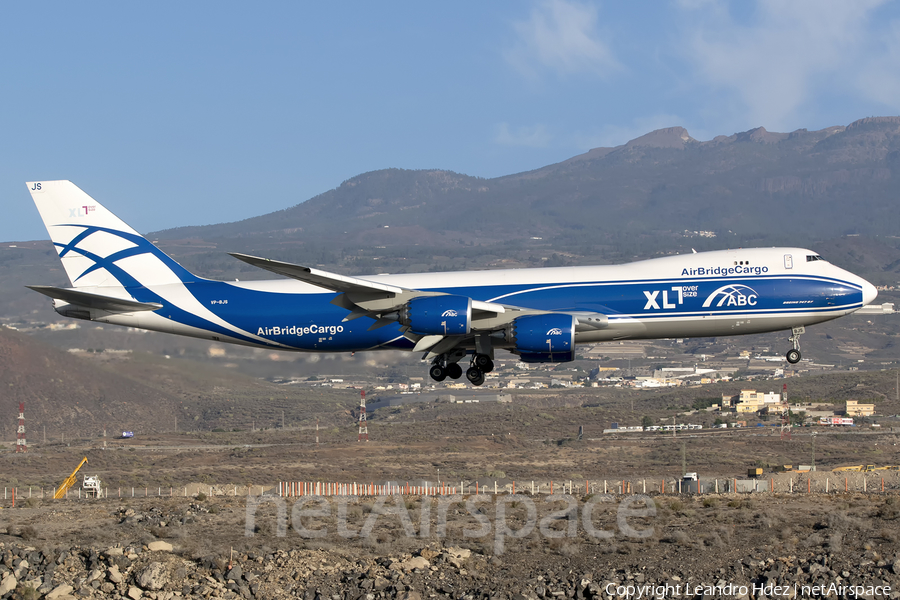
[784,254,793,269]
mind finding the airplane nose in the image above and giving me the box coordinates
[862,279,878,305]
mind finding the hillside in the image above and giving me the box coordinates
[0,326,358,441]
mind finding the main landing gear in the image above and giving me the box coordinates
[428,360,462,382]
[429,353,493,386]
[785,326,804,364]
[465,353,493,386]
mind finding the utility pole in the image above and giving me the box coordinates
[16,402,26,453]
[358,390,368,442]
[811,433,817,471]
[780,383,791,440]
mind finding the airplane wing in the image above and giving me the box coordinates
[229,253,405,295]
[231,253,607,358]
[230,252,507,315]
[27,286,163,313]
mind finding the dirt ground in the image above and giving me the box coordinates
[3,401,900,492]
[3,401,900,598]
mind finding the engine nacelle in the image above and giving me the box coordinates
[400,295,472,335]
[509,314,575,362]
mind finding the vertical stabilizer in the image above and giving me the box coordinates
[26,181,196,288]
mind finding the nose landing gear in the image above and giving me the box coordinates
[785,326,804,364]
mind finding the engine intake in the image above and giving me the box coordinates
[400,295,472,335]
[510,314,575,362]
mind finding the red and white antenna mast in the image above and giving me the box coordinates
[16,402,27,452]
[358,390,368,442]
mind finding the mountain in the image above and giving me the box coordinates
[155,117,900,245]
[5,117,900,312]
[134,117,900,285]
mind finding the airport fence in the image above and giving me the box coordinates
[0,484,269,504]
[2,472,898,507]
[274,472,900,497]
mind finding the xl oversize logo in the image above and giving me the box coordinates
[546,328,563,335]
[643,287,688,310]
[441,310,459,317]
[68,205,96,218]
[702,284,759,308]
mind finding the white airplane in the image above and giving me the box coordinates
[26,180,889,386]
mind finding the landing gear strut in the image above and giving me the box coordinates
[428,337,494,386]
[786,326,804,364]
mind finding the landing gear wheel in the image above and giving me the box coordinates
[429,364,447,382]
[466,367,485,386]
[446,363,463,379]
[786,326,804,365]
[474,353,494,373]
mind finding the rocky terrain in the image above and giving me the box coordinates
[2,491,900,599]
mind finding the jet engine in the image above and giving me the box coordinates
[509,313,575,363]
[399,295,472,335]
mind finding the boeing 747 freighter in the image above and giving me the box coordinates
[26,181,889,385]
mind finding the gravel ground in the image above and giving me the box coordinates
[1,490,900,599]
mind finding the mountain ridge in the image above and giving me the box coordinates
[151,117,900,250]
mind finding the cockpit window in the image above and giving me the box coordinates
[806,255,823,262]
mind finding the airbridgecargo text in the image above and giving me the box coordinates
[681,265,768,276]
[258,325,344,336]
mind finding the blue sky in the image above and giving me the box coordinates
[4,0,900,242]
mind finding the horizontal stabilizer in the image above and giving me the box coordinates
[229,253,404,295]
[26,286,163,313]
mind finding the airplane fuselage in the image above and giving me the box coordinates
[83,247,872,353]
[27,180,880,384]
